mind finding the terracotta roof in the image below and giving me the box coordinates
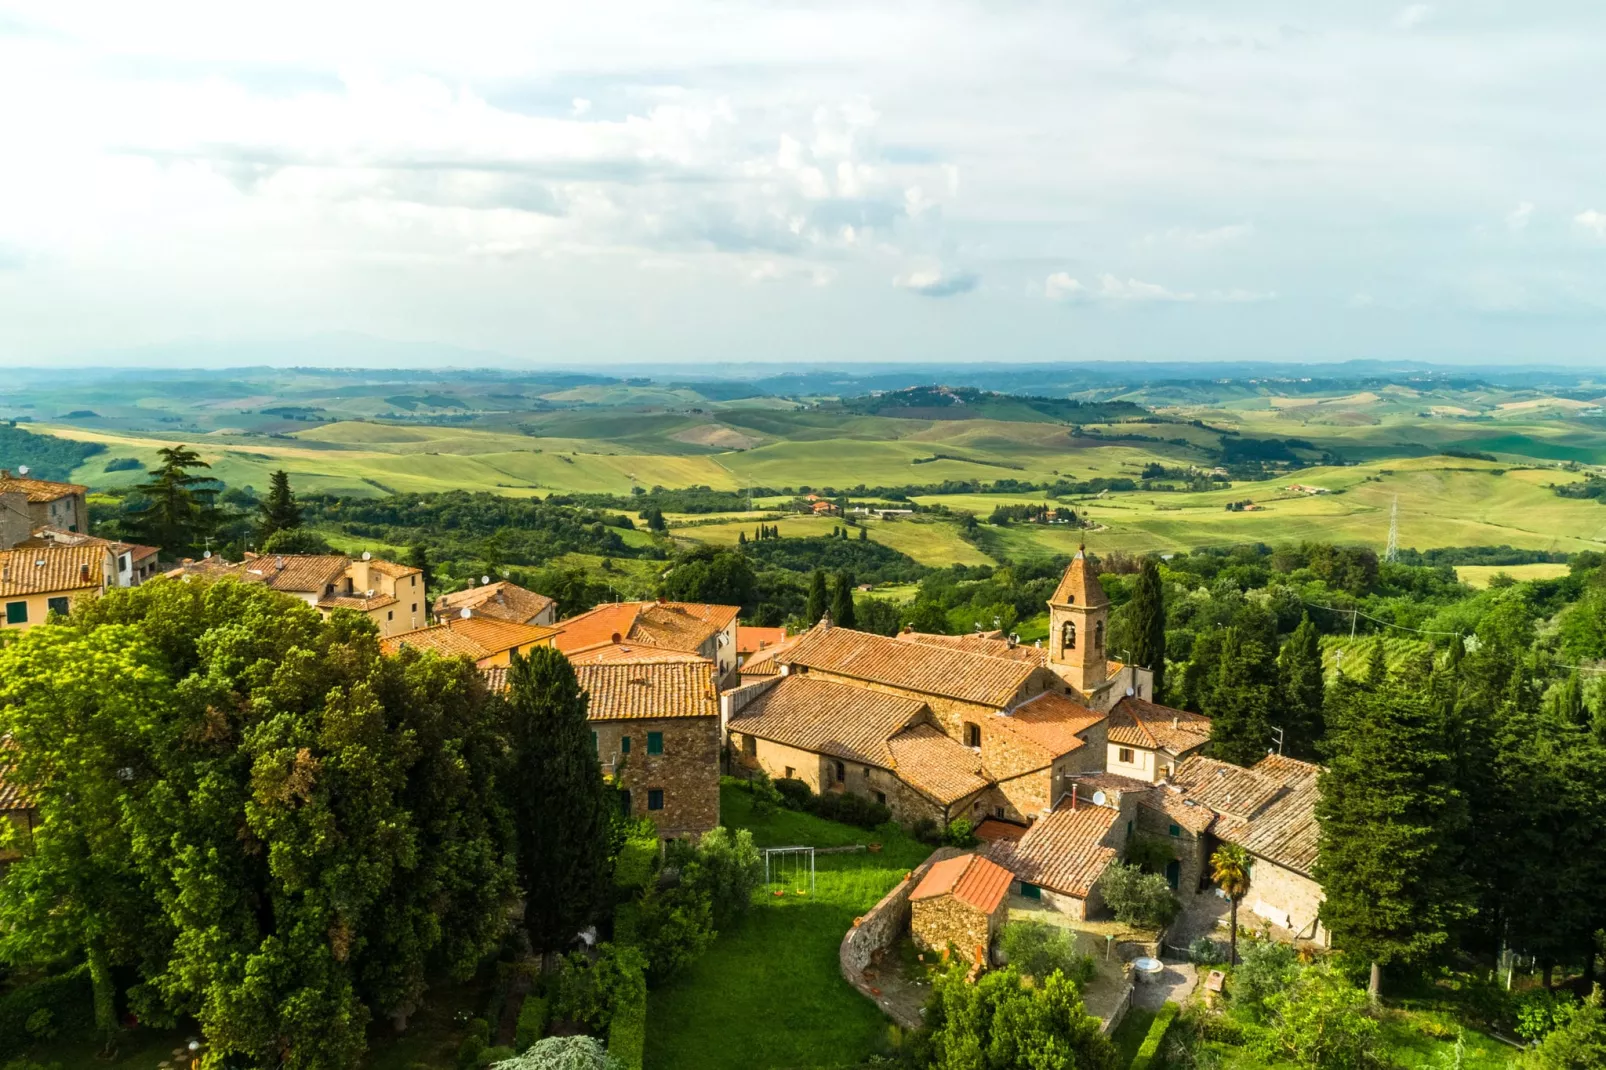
[630,601,740,650]
[1169,755,1284,820]
[988,798,1120,899]
[781,625,1039,708]
[553,603,643,652]
[739,633,803,676]
[1049,549,1108,608]
[447,615,559,653]
[987,691,1104,761]
[974,818,1030,845]
[567,644,711,666]
[0,737,34,812]
[22,527,158,563]
[887,724,991,805]
[1065,771,1156,810]
[728,675,927,768]
[0,545,109,598]
[380,625,490,660]
[237,554,349,594]
[317,593,400,611]
[1107,697,1211,755]
[912,853,1014,914]
[1144,784,1217,834]
[436,581,555,625]
[0,473,85,503]
[736,625,788,656]
[166,554,240,580]
[576,660,719,721]
[364,559,420,579]
[1213,755,1322,875]
[897,631,1048,665]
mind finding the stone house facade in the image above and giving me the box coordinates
[0,544,116,630]
[909,853,1014,960]
[554,600,742,682]
[0,471,88,536]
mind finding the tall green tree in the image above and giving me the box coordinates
[1128,557,1167,700]
[256,469,303,545]
[806,568,828,624]
[921,965,1116,1070]
[1314,669,1474,1001]
[134,444,215,557]
[1278,613,1326,758]
[407,543,432,601]
[830,571,858,630]
[1211,843,1252,966]
[505,647,616,962]
[1203,626,1278,767]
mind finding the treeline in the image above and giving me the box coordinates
[0,422,105,481]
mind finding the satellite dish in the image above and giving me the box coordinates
[481,575,491,585]
[460,608,472,619]
[203,550,212,559]
[361,551,371,561]
[16,465,28,476]
[1126,687,1135,697]
[1092,790,1108,807]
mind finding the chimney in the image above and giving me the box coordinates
[80,563,90,581]
[1172,716,1178,730]
[1071,783,1078,811]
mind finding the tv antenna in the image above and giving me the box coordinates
[1384,496,1399,563]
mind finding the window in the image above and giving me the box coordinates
[875,791,887,806]
[1169,823,1181,838]
[833,760,846,783]
[1094,620,1105,653]
[784,766,794,778]
[591,731,598,753]
[412,603,418,613]
[5,602,26,626]
[621,736,632,754]
[1019,881,1042,900]
[1118,747,1135,764]
[387,610,394,621]
[964,722,981,748]
[1061,620,1076,652]
[647,789,664,811]
[647,731,664,755]
[47,597,70,617]
[742,734,756,757]
[119,553,130,571]
[993,806,1005,819]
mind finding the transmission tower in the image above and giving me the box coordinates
[1384,496,1399,563]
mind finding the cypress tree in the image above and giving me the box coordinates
[1203,626,1277,767]
[1367,638,1388,684]
[407,543,432,601]
[1314,672,1473,1001]
[1277,613,1325,758]
[831,572,858,630]
[806,569,829,624]
[1129,558,1167,700]
[505,647,616,962]
[256,469,302,544]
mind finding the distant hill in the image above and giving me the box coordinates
[836,385,1148,423]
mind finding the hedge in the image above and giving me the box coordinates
[515,994,548,1052]
[1129,1001,1179,1070]
[606,981,646,1070]
[0,965,94,1058]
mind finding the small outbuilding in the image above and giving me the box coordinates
[909,853,1014,960]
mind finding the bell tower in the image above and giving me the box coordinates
[1048,547,1109,694]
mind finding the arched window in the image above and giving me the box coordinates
[964,722,981,748]
[1061,620,1076,652]
[1094,620,1105,652]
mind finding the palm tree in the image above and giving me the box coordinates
[1211,843,1252,966]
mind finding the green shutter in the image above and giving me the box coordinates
[647,732,664,755]
[621,735,631,754]
[4,602,26,625]
[47,597,70,617]
[1019,882,1042,900]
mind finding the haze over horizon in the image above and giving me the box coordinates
[2,2,1604,367]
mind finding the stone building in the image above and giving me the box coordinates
[382,614,558,667]
[22,527,160,587]
[434,580,556,627]
[985,788,1137,920]
[206,552,428,637]
[1143,753,1327,946]
[0,471,88,537]
[909,852,1014,960]
[554,600,741,682]
[1105,697,1212,783]
[0,544,116,630]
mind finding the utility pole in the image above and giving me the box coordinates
[1384,495,1399,563]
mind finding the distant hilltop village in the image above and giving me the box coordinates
[1,469,1324,949]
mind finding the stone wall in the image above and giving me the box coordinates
[911,894,1004,961]
[840,847,963,1024]
[1135,797,1207,895]
[595,716,721,839]
[0,491,28,551]
[1246,857,1329,947]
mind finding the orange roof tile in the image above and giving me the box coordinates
[1049,549,1109,608]
[436,581,555,625]
[739,632,803,676]
[363,559,421,579]
[736,625,788,656]
[0,473,85,503]
[987,691,1104,760]
[1107,696,1211,755]
[380,625,488,660]
[576,660,719,721]
[552,603,642,652]
[988,798,1120,899]
[567,645,711,666]
[727,675,927,768]
[973,818,1029,845]
[446,615,558,654]
[318,593,400,611]
[0,545,110,598]
[237,554,350,594]
[912,853,1014,914]
[1168,755,1282,820]
[887,724,991,805]
[897,631,1048,665]
[782,625,1039,708]
[630,601,739,650]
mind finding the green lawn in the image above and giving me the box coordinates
[1110,1005,1157,1066]
[644,780,933,1070]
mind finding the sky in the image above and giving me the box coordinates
[1,1,1604,367]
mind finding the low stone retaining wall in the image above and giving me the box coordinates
[838,847,962,1027]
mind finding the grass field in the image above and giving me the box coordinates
[676,514,994,568]
[645,781,932,1070]
[1456,562,1572,588]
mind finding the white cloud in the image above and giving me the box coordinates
[1506,202,1535,231]
[1576,210,1606,238]
[1141,224,1253,249]
[895,267,979,297]
[571,97,592,117]
[1045,273,1273,305]
[1394,4,1434,30]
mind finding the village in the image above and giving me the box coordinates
[0,468,1329,1054]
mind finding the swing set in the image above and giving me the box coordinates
[763,845,816,898]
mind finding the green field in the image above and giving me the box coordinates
[675,514,994,567]
[1456,562,1572,588]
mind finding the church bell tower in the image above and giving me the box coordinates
[1048,547,1109,694]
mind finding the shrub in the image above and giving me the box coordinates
[1130,1002,1180,1070]
[480,1047,516,1066]
[996,922,1095,987]
[515,995,549,1052]
[1518,986,1606,1070]
[635,884,716,982]
[0,966,93,1058]
[606,977,646,1070]
[1099,863,1179,929]
[1124,835,1176,874]
[812,791,891,829]
[1231,937,1301,1022]
[489,1035,620,1069]
[1264,964,1384,1069]
[911,817,942,845]
[675,826,762,927]
[1515,987,1577,1042]
[554,945,648,1034]
[1188,937,1225,966]
[942,818,978,848]
[22,1008,54,1040]
[612,820,660,892]
[746,770,784,814]
[773,778,814,810]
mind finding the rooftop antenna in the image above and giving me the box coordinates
[1384,496,1399,564]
